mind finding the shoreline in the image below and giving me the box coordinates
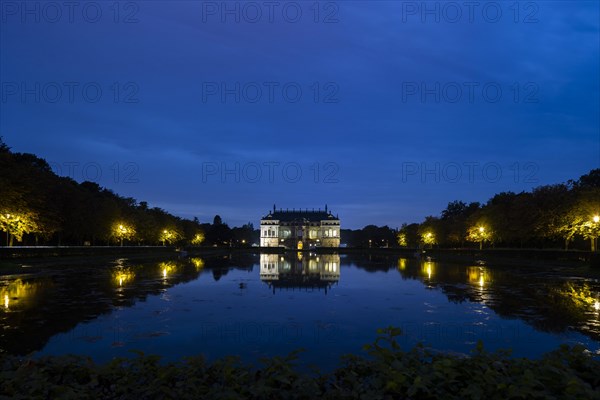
[1,245,598,269]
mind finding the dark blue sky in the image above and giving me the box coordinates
[1,1,599,228]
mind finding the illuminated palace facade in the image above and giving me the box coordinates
[260,205,340,249]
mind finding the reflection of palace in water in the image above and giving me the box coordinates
[260,253,340,293]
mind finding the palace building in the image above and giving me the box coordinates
[260,205,341,249]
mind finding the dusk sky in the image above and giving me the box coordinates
[1,1,599,229]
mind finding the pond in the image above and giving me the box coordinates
[1,252,599,370]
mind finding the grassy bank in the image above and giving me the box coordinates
[1,328,598,399]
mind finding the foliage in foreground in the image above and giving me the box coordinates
[1,328,599,399]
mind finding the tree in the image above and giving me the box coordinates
[466,224,493,250]
[0,211,40,246]
[231,223,255,246]
[420,231,436,248]
[483,192,534,247]
[0,136,10,152]
[160,227,183,246]
[112,222,136,246]
[397,232,407,247]
[207,218,232,246]
[418,216,439,248]
[440,201,480,246]
[571,189,600,251]
[441,200,468,220]
[572,168,600,189]
[191,232,205,246]
[578,217,600,252]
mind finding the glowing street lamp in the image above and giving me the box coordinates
[592,215,600,252]
[118,225,126,246]
[478,226,485,250]
[422,231,435,249]
[160,229,179,246]
[113,223,134,247]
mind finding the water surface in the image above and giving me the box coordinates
[1,252,599,369]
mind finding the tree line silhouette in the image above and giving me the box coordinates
[1,137,598,250]
[394,169,600,250]
[0,138,256,247]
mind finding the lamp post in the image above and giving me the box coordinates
[119,225,125,247]
[425,232,434,249]
[593,215,599,252]
[478,226,485,250]
[5,214,9,247]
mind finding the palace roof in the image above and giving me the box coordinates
[261,207,339,222]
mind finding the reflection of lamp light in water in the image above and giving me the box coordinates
[426,262,432,279]
[398,258,406,271]
[479,275,485,287]
[595,301,600,311]
[163,268,167,278]
[4,294,8,309]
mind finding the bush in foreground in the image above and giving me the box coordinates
[1,328,599,399]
